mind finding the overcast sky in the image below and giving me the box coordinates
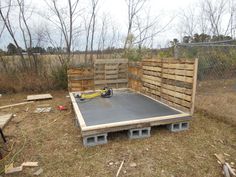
[1,0,231,50]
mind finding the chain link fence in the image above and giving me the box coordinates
[176,40,236,126]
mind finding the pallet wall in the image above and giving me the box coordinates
[128,58,198,114]
[128,61,142,92]
[68,59,128,91]
[68,58,198,114]
[94,59,128,89]
[68,67,94,92]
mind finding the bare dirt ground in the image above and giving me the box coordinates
[0,91,236,177]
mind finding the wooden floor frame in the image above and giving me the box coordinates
[69,88,192,137]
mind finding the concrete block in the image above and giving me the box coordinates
[168,122,189,132]
[83,133,108,147]
[128,127,151,139]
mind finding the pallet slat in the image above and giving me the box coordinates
[163,63,194,70]
[95,79,128,85]
[162,73,193,83]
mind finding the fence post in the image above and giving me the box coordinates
[174,44,179,59]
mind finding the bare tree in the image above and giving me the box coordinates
[201,0,227,36]
[0,0,28,69]
[124,0,147,49]
[97,14,108,58]
[44,0,80,65]
[179,6,198,37]
[84,0,99,63]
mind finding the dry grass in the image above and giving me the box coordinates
[0,91,235,177]
[196,79,236,126]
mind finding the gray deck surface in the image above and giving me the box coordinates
[75,90,181,126]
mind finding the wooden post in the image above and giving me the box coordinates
[191,58,198,115]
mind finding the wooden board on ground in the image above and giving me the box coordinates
[27,94,53,101]
[0,114,13,129]
[0,101,34,110]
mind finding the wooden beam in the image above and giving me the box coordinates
[95,79,128,85]
[69,93,86,128]
[94,59,128,64]
[162,73,193,83]
[191,58,198,115]
[0,101,34,110]
[27,94,53,101]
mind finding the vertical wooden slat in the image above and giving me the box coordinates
[191,58,198,115]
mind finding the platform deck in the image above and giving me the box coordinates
[70,89,191,136]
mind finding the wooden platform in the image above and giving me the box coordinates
[0,114,13,129]
[70,89,191,137]
[27,94,53,101]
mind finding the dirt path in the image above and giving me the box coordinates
[0,91,235,177]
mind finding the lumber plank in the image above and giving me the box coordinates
[81,113,191,136]
[162,73,193,83]
[69,93,86,127]
[0,102,34,110]
[143,70,161,77]
[95,79,128,85]
[105,65,119,70]
[191,58,198,115]
[162,83,192,95]
[162,88,192,101]
[142,75,162,82]
[105,75,118,79]
[163,63,194,70]
[142,78,161,86]
[27,94,53,101]
[143,87,161,96]
[161,93,191,108]
[162,68,194,77]
[94,59,128,64]
[0,114,13,129]
[143,66,162,72]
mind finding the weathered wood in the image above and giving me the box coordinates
[105,65,119,70]
[223,164,231,177]
[225,162,236,176]
[161,93,191,108]
[0,114,13,129]
[116,160,125,177]
[162,88,191,101]
[143,66,162,72]
[105,75,118,79]
[142,78,161,86]
[27,94,53,101]
[162,83,192,95]
[191,58,198,115]
[143,70,161,77]
[142,75,162,82]
[69,93,86,128]
[95,79,128,85]
[162,73,193,83]
[163,63,194,70]
[0,102,34,110]
[81,113,191,136]
[162,68,194,77]
[94,59,128,64]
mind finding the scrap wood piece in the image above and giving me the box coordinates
[22,162,38,167]
[214,153,225,164]
[0,101,34,110]
[27,94,53,101]
[115,160,125,177]
[225,162,236,176]
[34,107,52,113]
[5,163,23,174]
[223,164,231,177]
[0,114,13,129]
[33,168,43,176]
